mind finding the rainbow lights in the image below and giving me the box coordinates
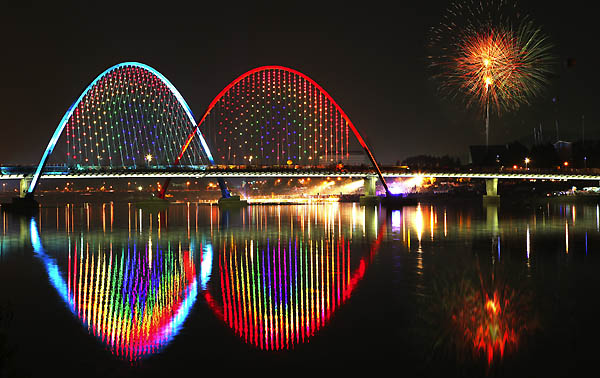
[28,203,386,355]
[30,219,198,361]
[203,208,385,350]
[174,66,390,195]
[29,62,213,194]
[28,64,390,197]
[198,67,351,165]
[213,237,352,350]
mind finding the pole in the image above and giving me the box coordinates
[486,100,489,149]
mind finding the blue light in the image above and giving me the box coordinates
[28,62,216,193]
[30,218,76,315]
[29,218,197,357]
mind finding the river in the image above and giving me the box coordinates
[1,201,598,377]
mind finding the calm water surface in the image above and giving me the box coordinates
[1,201,599,377]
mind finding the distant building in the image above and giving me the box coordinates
[469,145,508,166]
[553,140,572,161]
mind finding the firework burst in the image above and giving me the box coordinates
[429,0,555,115]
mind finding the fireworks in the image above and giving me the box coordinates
[429,0,555,115]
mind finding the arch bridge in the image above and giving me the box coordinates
[4,62,593,207]
[15,63,388,202]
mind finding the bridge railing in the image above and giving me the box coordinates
[4,164,600,178]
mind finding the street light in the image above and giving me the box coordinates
[524,157,530,170]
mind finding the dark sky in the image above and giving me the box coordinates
[0,0,597,165]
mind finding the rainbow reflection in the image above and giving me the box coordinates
[204,216,384,350]
[30,219,197,361]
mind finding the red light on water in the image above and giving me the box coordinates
[461,291,519,365]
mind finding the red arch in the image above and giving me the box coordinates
[171,66,390,196]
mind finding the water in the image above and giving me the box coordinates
[1,201,599,377]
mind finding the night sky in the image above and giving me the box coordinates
[0,0,597,165]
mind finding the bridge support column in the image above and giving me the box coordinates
[483,178,500,204]
[218,195,248,208]
[360,176,380,205]
[215,177,247,208]
[1,176,38,214]
[20,177,32,199]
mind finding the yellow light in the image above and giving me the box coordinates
[564,161,569,166]
[484,76,493,86]
[524,157,530,164]
[415,204,424,242]
[145,154,152,162]
[485,299,499,315]
[483,58,490,67]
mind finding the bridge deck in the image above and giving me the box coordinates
[2,168,600,181]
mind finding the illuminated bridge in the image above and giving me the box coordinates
[3,62,396,207]
[2,166,600,181]
[2,62,597,206]
[3,165,599,204]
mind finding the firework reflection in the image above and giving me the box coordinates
[423,258,539,370]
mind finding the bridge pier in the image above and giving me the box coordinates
[218,195,248,208]
[212,177,246,208]
[1,176,38,214]
[483,178,500,204]
[20,177,32,198]
[359,176,380,205]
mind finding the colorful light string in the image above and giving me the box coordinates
[203,216,386,350]
[30,219,198,361]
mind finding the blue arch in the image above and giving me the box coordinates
[27,62,216,194]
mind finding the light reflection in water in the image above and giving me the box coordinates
[203,205,384,350]
[213,236,352,350]
[6,198,596,368]
[415,204,423,244]
[526,225,531,260]
[565,221,569,254]
[391,210,401,232]
[24,203,385,354]
[29,218,198,361]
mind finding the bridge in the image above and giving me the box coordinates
[2,62,396,210]
[1,62,596,211]
[3,165,599,203]
[3,165,600,181]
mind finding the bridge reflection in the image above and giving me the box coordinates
[23,202,384,355]
[203,204,384,350]
[29,218,198,361]
[207,236,353,350]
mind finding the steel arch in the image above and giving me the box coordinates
[27,62,215,194]
[168,65,391,196]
